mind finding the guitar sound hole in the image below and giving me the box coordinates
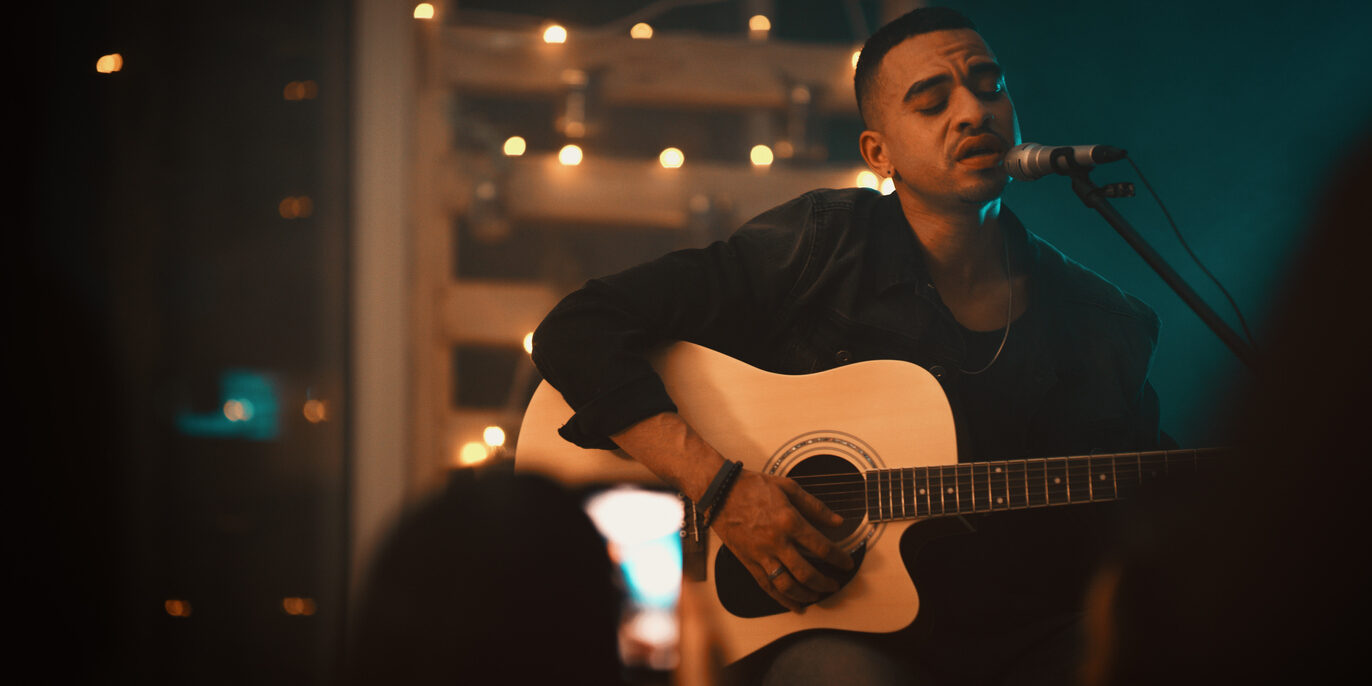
[787,453,865,539]
[715,454,867,618]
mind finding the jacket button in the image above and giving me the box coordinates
[835,349,853,364]
[928,364,946,379]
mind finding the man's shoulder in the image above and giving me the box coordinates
[743,187,880,227]
[731,187,881,255]
[1030,232,1160,337]
[796,187,880,210]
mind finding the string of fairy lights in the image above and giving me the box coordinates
[426,2,894,469]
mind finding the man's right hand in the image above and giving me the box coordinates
[611,412,854,613]
[709,469,855,612]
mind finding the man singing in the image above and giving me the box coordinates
[533,7,1166,684]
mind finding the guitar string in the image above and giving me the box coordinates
[788,486,1122,504]
[784,456,1212,481]
[772,449,1218,481]
[782,456,1208,482]
[777,474,1179,491]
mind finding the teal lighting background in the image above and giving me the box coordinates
[947,0,1372,446]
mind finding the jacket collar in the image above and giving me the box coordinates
[869,192,1034,297]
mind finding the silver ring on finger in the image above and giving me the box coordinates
[766,565,786,582]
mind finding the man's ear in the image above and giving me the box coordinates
[859,129,888,178]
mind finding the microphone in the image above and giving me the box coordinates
[1004,143,1128,181]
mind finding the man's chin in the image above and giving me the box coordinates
[956,173,1009,205]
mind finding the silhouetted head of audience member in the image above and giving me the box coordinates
[346,471,625,685]
[1082,132,1372,686]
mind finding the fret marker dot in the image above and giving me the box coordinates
[1099,474,1107,481]
[918,489,926,495]
[994,467,1002,473]
[1053,477,1062,484]
[996,497,1004,504]
[946,487,954,494]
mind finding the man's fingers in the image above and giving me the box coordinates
[792,523,855,571]
[777,549,839,594]
[769,564,822,604]
[747,561,806,612]
[781,477,845,528]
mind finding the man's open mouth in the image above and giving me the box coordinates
[956,135,1006,162]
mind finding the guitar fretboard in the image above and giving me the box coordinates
[864,448,1223,521]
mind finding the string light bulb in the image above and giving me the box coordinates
[303,399,327,423]
[880,177,895,195]
[558,144,583,166]
[543,24,568,44]
[630,22,653,39]
[659,147,684,169]
[458,441,489,467]
[523,332,534,355]
[852,49,861,70]
[483,426,507,448]
[503,136,526,156]
[413,3,435,20]
[750,145,774,167]
[96,53,123,74]
[855,170,879,190]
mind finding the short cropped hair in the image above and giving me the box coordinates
[854,6,978,129]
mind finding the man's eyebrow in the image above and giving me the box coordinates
[902,74,950,102]
[969,62,1004,80]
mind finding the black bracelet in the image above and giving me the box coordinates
[696,460,736,515]
[703,461,742,528]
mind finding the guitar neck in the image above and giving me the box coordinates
[863,448,1225,522]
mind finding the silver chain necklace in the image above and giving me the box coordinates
[957,235,1013,376]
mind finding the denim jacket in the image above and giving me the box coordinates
[533,187,1165,460]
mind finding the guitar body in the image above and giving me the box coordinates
[516,342,960,663]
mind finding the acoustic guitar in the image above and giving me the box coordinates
[515,341,1213,664]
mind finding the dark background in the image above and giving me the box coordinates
[18,0,1371,682]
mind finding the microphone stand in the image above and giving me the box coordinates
[1065,168,1259,373]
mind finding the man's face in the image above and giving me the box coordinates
[863,29,1021,211]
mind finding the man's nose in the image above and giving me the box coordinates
[952,86,996,131]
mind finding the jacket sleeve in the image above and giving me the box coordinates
[530,193,826,449]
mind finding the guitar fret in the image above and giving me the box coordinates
[955,464,971,514]
[971,463,986,512]
[920,467,933,517]
[886,469,894,521]
[989,462,1007,511]
[1091,455,1116,501]
[866,471,877,522]
[1046,458,1068,505]
[943,465,958,515]
[1006,460,1026,510]
[934,466,944,515]
[883,471,894,518]
[1068,456,1089,503]
[908,467,916,518]
[900,468,909,519]
[1086,457,1095,502]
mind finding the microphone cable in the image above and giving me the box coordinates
[1124,156,1258,350]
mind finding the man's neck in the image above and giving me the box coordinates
[897,193,1008,295]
